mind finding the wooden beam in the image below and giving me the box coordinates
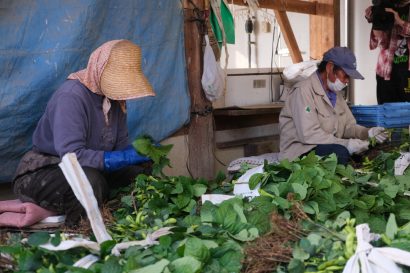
[274,10,303,63]
[183,0,215,180]
[309,0,339,60]
[231,0,317,15]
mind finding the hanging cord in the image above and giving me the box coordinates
[184,0,207,36]
[275,32,287,98]
[270,18,277,102]
[184,133,194,178]
[191,105,213,116]
[274,28,283,81]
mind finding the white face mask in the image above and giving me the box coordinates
[327,76,347,92]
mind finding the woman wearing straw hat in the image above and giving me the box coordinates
[12,40,156,226]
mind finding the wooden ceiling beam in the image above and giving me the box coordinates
[231,0,318,15]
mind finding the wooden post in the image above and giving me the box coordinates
[183,0,215,180]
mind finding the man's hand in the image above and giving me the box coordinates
[368,127,388,144]
[347,139,370,155]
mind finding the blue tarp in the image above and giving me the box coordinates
[0,0,190,182]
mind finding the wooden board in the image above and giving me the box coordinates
[231,0,317,15]
[309,0,340,60]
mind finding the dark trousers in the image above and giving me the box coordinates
[376,65,410,104]
[13,164,151,226]
[304,144,350,166]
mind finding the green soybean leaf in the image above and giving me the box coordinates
[184,237,210,262]
[50,231,61,246]
[102,256,122,273]
[27,232,50,246]
[386,213,398,239]
[193,184,207,197]
[334,211,351,228]
[292,245,309,261]
[121,195,133,207]
[100,240,116,258]
[130,259,170,273]
[218,250,243,273]
[291,183,307,200]
[287,258,305,273]
[172,195,191,209]
[169,256,201,273]
[384,184,400,198]
[249,173,264,190]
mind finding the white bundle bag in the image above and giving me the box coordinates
[343,224,410,273]
[394,152,410,175]
[283,60,320,85]
[201,34,224,101]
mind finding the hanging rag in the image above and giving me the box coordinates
[210,0,235,48]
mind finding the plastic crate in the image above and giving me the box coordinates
[350,103,410,128]
[383,102,410,110]
[383,103,410,117]
[350,105,382,116]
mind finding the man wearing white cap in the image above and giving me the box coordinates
[279,47,388,165]
[12,40,155,226]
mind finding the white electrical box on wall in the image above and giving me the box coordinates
[224,68,283,107]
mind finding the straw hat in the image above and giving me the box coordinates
[100,40,155,100]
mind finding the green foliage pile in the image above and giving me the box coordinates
[3,135,410,273]
[250,152,410,233]
[0,137,275,273]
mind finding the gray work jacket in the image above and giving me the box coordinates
[279,72,369,161]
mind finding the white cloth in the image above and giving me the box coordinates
[43,153,173,269]
[343,224,410,273]
[347,139,369,155]
[59,153,112,243]
[233,165,264,199]
[394,152,410,175]
[368,127,388,143]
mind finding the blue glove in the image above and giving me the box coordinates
[104,145,150,172]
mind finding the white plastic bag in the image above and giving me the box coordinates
[201,35,224,101]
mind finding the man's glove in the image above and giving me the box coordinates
[368,127,388,143]
[346,139,369,155]
[104,145,150,172]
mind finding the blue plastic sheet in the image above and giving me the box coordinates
[0,0,190,182]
